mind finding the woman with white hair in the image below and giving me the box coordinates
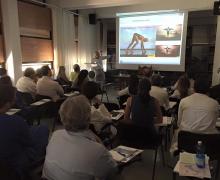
[43,95,117,180]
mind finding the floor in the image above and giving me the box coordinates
[37,85,219,180]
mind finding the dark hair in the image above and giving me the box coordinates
[36,68,42,78]
[0,68,7,76]
[73,64,80,72]
[41,65,51,76]
[24,68,35,78]
[88,71,95,79]
[151,74,162,87]
[77,70,88,88]
[128,74,139,95]
[0,85,16,109]
[0,76,13,86]
[177,75,190,99]
[82,81,99,100]
[194,77,210,94]
[138,78,151,103]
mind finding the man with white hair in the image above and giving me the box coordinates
[43,95,117,180]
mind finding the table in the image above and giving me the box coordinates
[173,152,211,180]
[6,108,21,115]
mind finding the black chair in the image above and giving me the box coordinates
[100,83,112,103]
[118,94,129,108]
[117,123,165,180]
[177,131,220,180]
[15,91,39,125]
[104,102,120,112]
[15,91,34,108]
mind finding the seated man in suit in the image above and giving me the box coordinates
[37,65,64,102]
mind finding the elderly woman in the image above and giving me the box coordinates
[43,95,117,180]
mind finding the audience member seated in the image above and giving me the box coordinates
[118,74,139,97]
[88,70,96,81]
[82,81,112,133]
[170,78,219,153]
[122,78,163,144]
[70,64,80,82]
[35,68,43,81]
[16,68,37,98]
[172,72,195,92]
[42,95,117,180]
[171,75,192,99]
[0,75,13,86]
[37,65,64,102]
[150,74,169,110]
[0,84,49,178]
[0,67,7,78]
[138,65,153,78]
[56,66,71,86]
[72,69,88,91]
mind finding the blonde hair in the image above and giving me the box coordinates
[59,95,91,132]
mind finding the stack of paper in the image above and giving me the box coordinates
[110,145,143,163]
[111,110,124,121]
[174,152,211,179]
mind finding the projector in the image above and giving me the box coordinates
[214,0,220,15]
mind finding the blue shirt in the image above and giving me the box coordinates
[0,114,33,174]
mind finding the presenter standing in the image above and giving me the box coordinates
[91,50,107,85]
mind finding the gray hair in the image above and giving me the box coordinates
[59,95,91,132]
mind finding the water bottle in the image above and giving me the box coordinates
[195,141,205,168]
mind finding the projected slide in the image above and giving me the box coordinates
[118,11,186,67]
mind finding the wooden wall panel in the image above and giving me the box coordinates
[18,1,52,31]
[0,35,4,63]
[21,37,53,62]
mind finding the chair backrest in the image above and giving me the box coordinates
[118,122,161,149]
[15,91,34,108]
[35,94,51,101]
[104,102,119,112]
[178,131,220,160]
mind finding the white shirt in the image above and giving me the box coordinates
[36,76,64,102]
[178,93,219,133]
[118,87,129,97]
[91,104,112,132]
[43,130,117,180]
[150,86,169,110]
[16,76,36,96]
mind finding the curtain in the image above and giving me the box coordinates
[52,8,76,78]
[78,14,97,70]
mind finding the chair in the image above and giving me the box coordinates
[104,102,120,112]
[117,123,165,180]
[100,83,112,103]
[15,91,34,108]
[177,131,220,180]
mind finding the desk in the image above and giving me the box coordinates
[6,108,21,115]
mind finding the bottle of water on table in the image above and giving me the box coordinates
[196,141,205,168]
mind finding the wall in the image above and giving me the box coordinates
[54,0,213,11]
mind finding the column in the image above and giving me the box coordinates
[1,0,22,83]
[212,16,220,86]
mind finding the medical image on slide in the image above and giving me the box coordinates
[120,27,156,57]
[155,45,180,57]
[156,24,182,41]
